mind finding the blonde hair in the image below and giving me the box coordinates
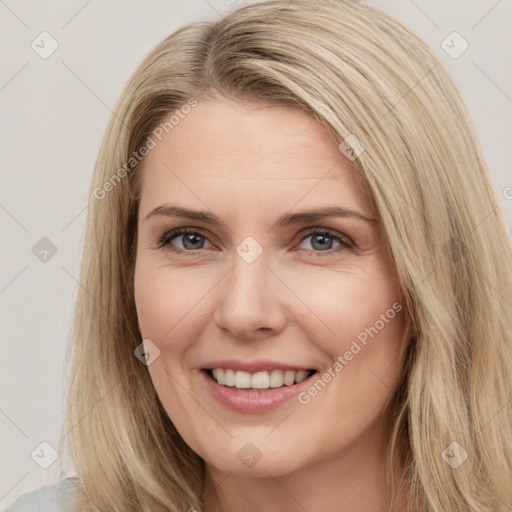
[60,1,512,510]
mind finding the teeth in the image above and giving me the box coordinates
[225,369,235,387]
[235,371,251,388]
[269,370,284,388]
[295,370,309,383]
[251,371,269,389]
[283,370,295,386]
[215,368,226,385]
[209,369,313,389]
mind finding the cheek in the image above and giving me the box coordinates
[290,264,407,421]
[134,262,210,347]
[280,262,403,352]
[134,265,206,428]
[134,270,176,342]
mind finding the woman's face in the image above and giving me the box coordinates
[134,98,408,477]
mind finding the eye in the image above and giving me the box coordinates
[297,229,353,253]
[156,227,214,252]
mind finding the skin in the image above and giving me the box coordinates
[134,98,410,512]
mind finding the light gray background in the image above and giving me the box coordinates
[1,0,511,507]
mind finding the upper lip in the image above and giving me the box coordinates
[201,359,315,373]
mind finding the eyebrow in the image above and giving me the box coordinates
[144,204,378,227]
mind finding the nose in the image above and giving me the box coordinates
[213,249,287,341]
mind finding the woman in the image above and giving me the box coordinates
[6,0,511,510]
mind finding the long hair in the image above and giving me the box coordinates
[60,1,512,510]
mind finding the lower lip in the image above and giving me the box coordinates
[199,369,315,413]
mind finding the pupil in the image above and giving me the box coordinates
[183,234,204,250]
[312,234,332,251]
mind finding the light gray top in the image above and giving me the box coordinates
[2,479,80,512]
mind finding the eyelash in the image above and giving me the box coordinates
[154,226,354,256]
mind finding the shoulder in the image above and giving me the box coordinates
[3,478,80,512]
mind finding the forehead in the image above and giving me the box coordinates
[139,98,373,217]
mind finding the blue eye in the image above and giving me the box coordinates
[158,228,212,251]
[298,229,352,252]
[155,227,353,255]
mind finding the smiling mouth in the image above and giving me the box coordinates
[203,368,317,391]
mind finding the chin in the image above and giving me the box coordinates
[199,434,310,477]
[206,453,304,478]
